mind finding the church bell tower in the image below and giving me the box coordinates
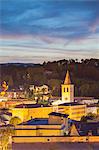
[61,70,74,103]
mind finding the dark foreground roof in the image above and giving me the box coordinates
[49,112,69,118]
[80,122,99,136]
[72,121,99,136]
[0,112,12,116]
[59,102,84,106]
[15,104,50,108]
[20,118,48,125]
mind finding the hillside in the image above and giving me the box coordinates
[0,58,99,98]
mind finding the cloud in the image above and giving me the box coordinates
[89,17,99,33]
[0,0,99,63]
[0,49,98,64]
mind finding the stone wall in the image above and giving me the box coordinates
[12,136,99,143]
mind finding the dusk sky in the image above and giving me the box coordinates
[0,0,99,63]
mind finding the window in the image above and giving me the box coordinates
[64,87,69,92]
[64,88,65,92]
[61,117,64,120]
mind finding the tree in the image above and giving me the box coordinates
[0,126,14,150]
[9,116,21,126]
[81,113,97,123]
[97,107,99,115]
[80,116,87,123]
[87,112,97,119]
[8,76,14,88]
[79,84,90,96]
[48,79,61,96]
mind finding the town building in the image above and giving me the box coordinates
[6,90,25,99]
[61,70,74,103]
[14,112,69,137]
[52,70,75,105]
[74,97,99,105]
[87,105,99,115]
[10,102,86,122]
[10,70,86,121]
[29,84,49,95]
[0,69,99,147]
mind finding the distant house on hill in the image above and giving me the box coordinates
[34,84,49,94]
[6,90,25,99]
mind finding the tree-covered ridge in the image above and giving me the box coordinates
[0,58,99,98]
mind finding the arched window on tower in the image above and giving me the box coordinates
[64,88,65,92]
[67,88,69,92]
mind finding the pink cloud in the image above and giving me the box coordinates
[89,18,99,33]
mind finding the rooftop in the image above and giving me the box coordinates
[71,120,99,136]
[59,102,85,106]
[49,112,69,118]
[15,104,50,108]
[64,70,71,84]
[80,122,99,136]
[74,97,94,100]
[20,118,48,125]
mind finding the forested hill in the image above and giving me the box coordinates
[0,58,99,98]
